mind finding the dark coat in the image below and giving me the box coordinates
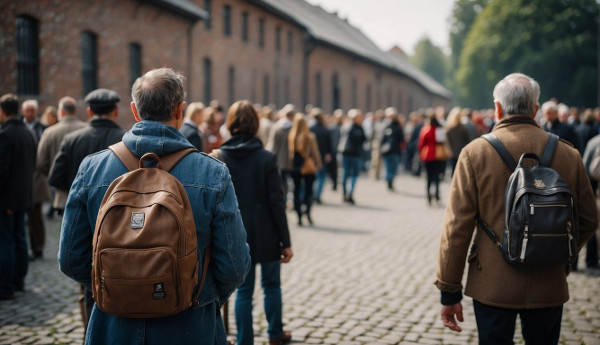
[0,117,36,212]
[445,124,471,159]
[219,134,291,263]
[543,119,579,152]
[575,122,597,155]
[310,122,332,160]
[179,120,204,152]
[380,120,404,156]
[339,123,366,157]
[48,118,125,191]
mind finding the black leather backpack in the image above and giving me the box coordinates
[477,133,578,265]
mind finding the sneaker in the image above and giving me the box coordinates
[269,330,291,345]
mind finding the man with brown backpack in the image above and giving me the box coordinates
[58,68,251,344]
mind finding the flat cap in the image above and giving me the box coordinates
[85,88,120,114]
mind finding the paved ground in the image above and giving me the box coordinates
[1,172,599,345]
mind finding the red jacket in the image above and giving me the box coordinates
[418,124,439,162]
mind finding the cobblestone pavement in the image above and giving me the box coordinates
[1,172,599,345]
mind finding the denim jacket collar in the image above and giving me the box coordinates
[122,120,194,157]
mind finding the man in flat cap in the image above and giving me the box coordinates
[49,88,124,335]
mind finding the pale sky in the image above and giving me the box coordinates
[306,0,455,56]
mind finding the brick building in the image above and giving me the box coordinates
[1,0,452,127]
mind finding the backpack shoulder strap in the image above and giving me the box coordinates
[160,147,198,171]
[482,133,517,172]
[476,216,503,250]
[540,133,559,167]
[109,142,139,172]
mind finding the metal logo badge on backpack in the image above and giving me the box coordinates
[534,179,546,189]
[131,212,145,229]
[153,282,166,299]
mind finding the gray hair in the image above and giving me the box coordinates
[492,73,540,116]
[22,99,38,111]
[541,101,558,114]
[58,96,76,115]
[131,68,185,121]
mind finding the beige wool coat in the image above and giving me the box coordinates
[436,115,598,309]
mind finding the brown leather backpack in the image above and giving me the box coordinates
[91,142,209,318]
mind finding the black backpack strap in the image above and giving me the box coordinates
[482,133,517,172]
[540,133,559,167]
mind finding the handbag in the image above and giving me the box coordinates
[435,143,450,161]
[300,155,317,175]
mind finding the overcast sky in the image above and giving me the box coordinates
[306,0,455,56]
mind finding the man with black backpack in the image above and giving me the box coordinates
[435,73,598,344]
[58,68,251,344]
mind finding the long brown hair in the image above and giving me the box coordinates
[288,113,309,159]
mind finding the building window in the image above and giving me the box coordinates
[204,0,211,30]
[228,66,235,106]
[223,5,231,37]
[275,26,281,51]
[315,72,322,107]
[203,58,212,104]
[263,74,269,105]
[332,73,340,111]
[366,83,372,112]
[397,92,403,113]
[81,31,98,97]
[258,18,265,48]
[387,87,392,108]
[284,75,290,104]
[287,31,293,54]
[242,12,248,42]
[129,43,142,87]
[16,16,39,96]
[351,78,357,108]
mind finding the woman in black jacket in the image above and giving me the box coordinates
[215,100,293,345]
[379,108,404,190]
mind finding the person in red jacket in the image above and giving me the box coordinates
[418,113,446,205]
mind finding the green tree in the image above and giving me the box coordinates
[411,37,449,86]
[448,0,491,72]
[456,0,599,108]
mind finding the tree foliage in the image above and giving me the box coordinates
[411,37,449,87]
[455,0,599,108]
[448,0,491,72]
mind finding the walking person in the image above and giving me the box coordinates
[436,73,598,343]
[379,107,404,191]
[418,112,446,206]
[0,94,36,300]
[179,102,205,151]
[58,68,250,344]
[338,109,366,204]
[213,100,293,345]
[289,113,322,225]
[309,108,332,204]
[445,107,471,176]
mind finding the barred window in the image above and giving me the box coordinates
[81,31,98,96]
[332,73,340,110]
[228,66,235,106]
[204,0,211,30]
[263,74,269,105]
[275,26,281,51]
[16,16,39,96]
[258,18,265,48]
[223,5,231,37]
[242,12,248,42]
[129,43,142,87]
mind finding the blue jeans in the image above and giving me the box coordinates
[382,154,401,183]
[235,261,283,345]
[342,156,362,196]
[313,167,327,200]
[0,210,28,294]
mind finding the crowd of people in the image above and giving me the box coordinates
[1,67,600,345]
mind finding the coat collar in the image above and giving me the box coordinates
[492,115,541,132]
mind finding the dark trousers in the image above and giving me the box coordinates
[79,284,95,339]
[291,172,316,219]
[27,202,45,256]
[0,210,29,295]
[424,161,445,201]
[473,300,562,345]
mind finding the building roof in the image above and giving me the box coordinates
[261,0,452,101]
[147,0,208,21]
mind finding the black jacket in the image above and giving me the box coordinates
[0,117,36,212]
[575,122,597,155]
[310,122,333,160]
[48,118,125,190]
[339,123,366,157]
[179,120,203,152]
[543,120,578,151]
[380,121,404,156]
[219,134,291,262]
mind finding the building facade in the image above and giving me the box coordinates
[1,0,452,127]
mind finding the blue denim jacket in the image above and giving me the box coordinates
[58,121,251,345]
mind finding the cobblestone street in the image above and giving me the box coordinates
[1,172,599,345]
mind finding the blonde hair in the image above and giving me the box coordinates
[184,102,205,121]
[445,107,463,129]
[288,113,309,159]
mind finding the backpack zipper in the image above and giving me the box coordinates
[519,225,529,263]
[529,203,567,215]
